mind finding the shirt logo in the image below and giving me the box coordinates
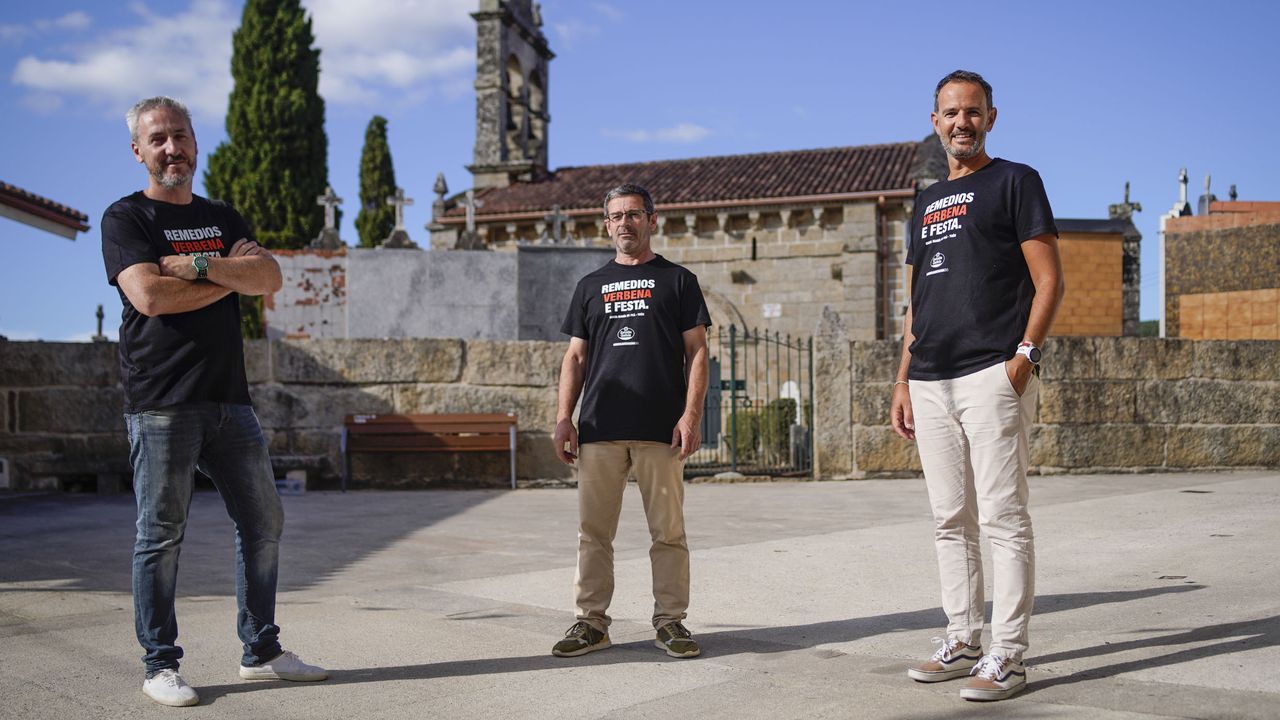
[929,252,945,268]
[617,327,635,341]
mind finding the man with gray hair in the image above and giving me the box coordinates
[102,96,327,707]
[551,183,711,659]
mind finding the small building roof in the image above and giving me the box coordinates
[0,180,91,239]
[1056,218,1135,235]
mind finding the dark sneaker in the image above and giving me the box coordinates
[654,621,701,658]
[552,621,611,657]
[960,654,1027,701]
[907,636,983,682]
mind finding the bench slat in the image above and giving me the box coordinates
[349,435,512,452]
[347,422,514,436]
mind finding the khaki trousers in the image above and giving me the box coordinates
[909,361,1039,659]
[574,441,689,632]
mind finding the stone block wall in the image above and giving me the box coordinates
[5,334,1276,491]
[814,334,1280,478]
[0,338,570,491]
[1056,231,1124,336]
[1164,219,1279,338]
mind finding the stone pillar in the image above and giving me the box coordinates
[812,307,854,478]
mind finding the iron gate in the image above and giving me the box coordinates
[685,324,814,477]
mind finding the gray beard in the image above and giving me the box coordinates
[153,168,192,189]
[944,134,985,159]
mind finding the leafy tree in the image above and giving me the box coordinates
[355,116,397,248]
[204,0,330,337]
[205,0,328,252]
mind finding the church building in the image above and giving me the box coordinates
[428,0,1140,341]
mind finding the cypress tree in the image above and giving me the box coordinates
[355,116,397,248]
[205,0,328,251]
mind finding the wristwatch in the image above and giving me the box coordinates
[1015,340,1041,365]
[192,255,209,280]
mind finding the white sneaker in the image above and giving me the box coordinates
[960,653,1027,701]
[239,650,329,681]
[142,669,199,707]
[906,636,982,682]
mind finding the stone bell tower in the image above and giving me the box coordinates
[469,0,554,189]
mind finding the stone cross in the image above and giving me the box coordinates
[386,187,413,230]
[316,186,342,230]
[542,205,571,243]
[92,304,107,342]
[460,190,484,233]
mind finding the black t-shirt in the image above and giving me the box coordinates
[101,192,252,413]
[906,158,1057,380]
[561,255,711,444]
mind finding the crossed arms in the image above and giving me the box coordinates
[116,238,283,317]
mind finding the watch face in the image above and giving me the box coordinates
[1028,346,1042,364]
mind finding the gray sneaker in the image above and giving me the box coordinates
[655,621,701,658]
[142,669,199,707]
[239,650,328,681]
[552,621,612,657]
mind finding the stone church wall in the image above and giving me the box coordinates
[2,336,1275,492]
[468,198,914,343]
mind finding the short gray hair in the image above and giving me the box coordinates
[603,183,655,215]
[126,96,192,141]
[933,70,993,111]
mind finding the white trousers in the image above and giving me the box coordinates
[909,361,1039,659]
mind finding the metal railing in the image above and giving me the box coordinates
[686,324,814,478]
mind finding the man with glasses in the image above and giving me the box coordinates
[891,70,1064,701]
[551,183,711,659]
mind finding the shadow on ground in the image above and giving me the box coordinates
[194,586,1223,704]
[0,490,503,594]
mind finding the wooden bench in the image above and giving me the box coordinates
[341,413,518,491]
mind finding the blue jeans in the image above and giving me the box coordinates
[126,403,284,676]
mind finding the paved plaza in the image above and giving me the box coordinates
[1,470,1277,719]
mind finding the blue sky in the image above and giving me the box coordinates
[2,0,1276,341]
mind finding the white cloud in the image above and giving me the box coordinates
[603,122,711,144]
[591,2,623,21]
[41,12,93,31]
[11,1,234,120]
[1,11,92,45]
[303,0,475,105]
[9,0,477,121]
[552,19,599,47]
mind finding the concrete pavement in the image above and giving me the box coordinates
[1,470,1277,719]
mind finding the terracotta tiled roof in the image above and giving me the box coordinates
[442,141,921,220]
[0,180,91,233]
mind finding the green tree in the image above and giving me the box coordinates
[205,0,328,252]
[355,116,397,248]
[205,0,329,337]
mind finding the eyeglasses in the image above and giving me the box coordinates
[605,210,650,224]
